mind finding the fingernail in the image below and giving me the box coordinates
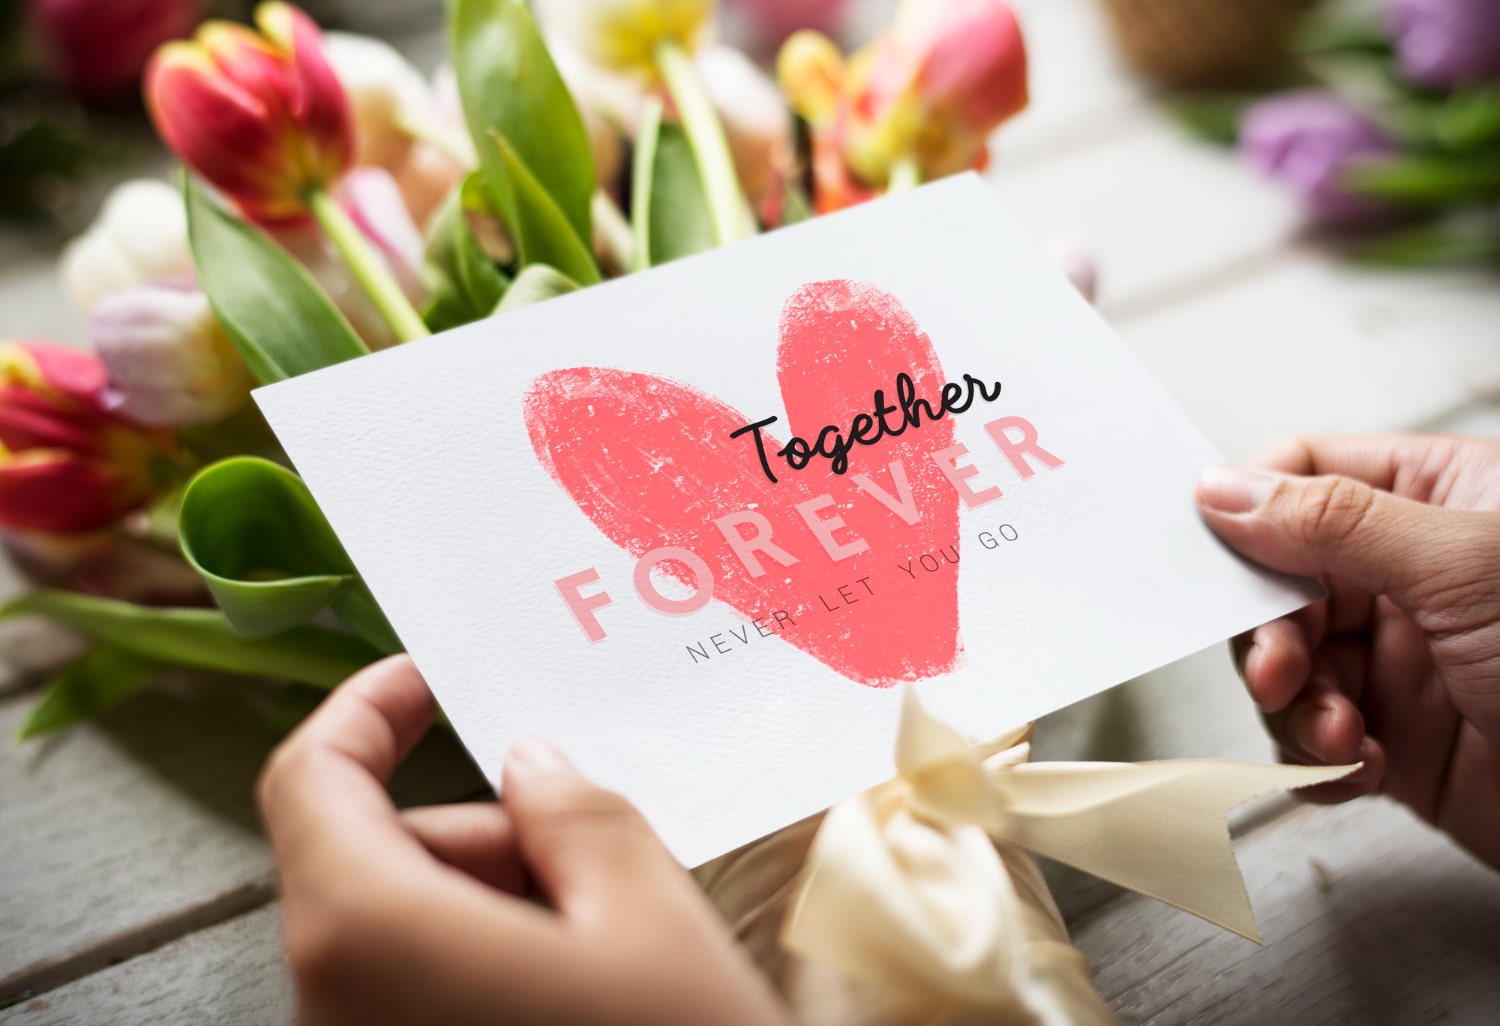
[507,735,574,778]
[1197,466,1277,514]
[1351,736,1383,788]
[1289,701,1331,757]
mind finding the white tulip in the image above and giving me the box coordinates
[535,0,714,77]
[91,284,252,426]
[323,32,433,171]
[60,180,192,313]
[694,45,790,200]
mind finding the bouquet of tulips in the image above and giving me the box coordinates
[2,0,1030,738]
[1191,0,1500,264]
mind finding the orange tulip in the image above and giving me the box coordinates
[780,0,1027,211]
[0,343,175,535]
[145,2,352,223]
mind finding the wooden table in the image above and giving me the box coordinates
[3,1,1499,1021]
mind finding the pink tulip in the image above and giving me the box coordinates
[145,3,352,223]
[0,343,176,535]
[779,0,1028,211]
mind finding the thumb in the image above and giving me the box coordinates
[1195,465,1470,606]
[501,736,683,921]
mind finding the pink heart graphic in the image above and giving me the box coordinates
[524,280,963,687]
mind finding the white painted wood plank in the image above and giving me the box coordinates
[1068,797,1500,1025]
[0,687,272,980]
[991,113,1302,310]
[1124,260,1500,463]
[0,905,292,1026]
[1000,0,1151,164]
[1034,644,1270,765]
[0,680,484,983]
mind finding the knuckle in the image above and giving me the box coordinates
[1295,475,1374,546]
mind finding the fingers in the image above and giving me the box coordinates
[403,803,529,894]
[1238,616,1311,713]
[1258,642,1385,802]
[501,737,686,923]
[258,655,436,869]
[1195,465,1465,607]
[1245,434,1449,493]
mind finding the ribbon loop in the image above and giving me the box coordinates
[780,686,1359,1023]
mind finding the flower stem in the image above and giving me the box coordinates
[591,190,634,274]
[888,157,923,193]
[654,40,747,246]
[306,187,430,342]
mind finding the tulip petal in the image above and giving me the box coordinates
[0,386,103,455]
[148,54,296,211]
[0,451,129,533]
[17,343,111,409]
[274,4,352,177]
[146,5,351,223]
[911,0,1028,131]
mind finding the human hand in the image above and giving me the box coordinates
[257,655,788,1026]
[1195,435,1500,868]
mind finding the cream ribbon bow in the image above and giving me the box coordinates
[775,688,1357,1024]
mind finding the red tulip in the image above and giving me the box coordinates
[0,343,175,535]
[30,0,200,102]
[145,2,352,223]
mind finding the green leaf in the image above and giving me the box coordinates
[779,180,814,227]
[179,457,400,653]
[19,645,159,739]
[185,178,369,384]
[495,264,580,312]
[3,591,382,689]
[1296,14,1392,58]
[451,0,597,266]
[491,134,602,285]
[422,175,510,331]
[1352,219,1500,267]
[1344,152,1500,204]
[1169,92,1258,145]
[1434,87,1500,152]
[630,99,716,267]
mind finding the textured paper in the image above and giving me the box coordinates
[256,175,1319,867]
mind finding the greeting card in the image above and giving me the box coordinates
[256,174,1318,866]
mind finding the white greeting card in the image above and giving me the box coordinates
[256,174,1317,866]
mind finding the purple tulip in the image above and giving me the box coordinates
[1239,91,1398,227]
[1386,0,1500,90]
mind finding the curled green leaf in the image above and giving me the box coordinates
[179,457,400,653]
